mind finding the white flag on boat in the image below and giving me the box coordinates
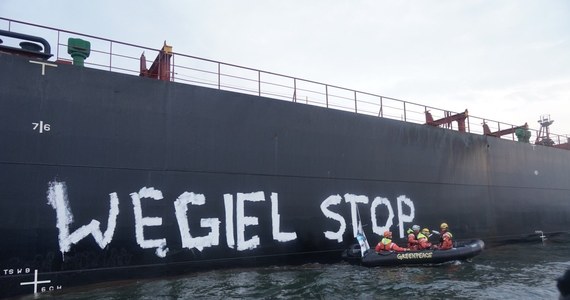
[355,210,370,257]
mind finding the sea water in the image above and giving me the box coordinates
[26,239,570,299]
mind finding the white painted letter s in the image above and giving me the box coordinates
[320,195,346,243]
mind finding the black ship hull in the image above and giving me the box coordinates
[1,52,569,297]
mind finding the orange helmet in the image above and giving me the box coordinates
[383,231,392,238]
[440,223,449,229]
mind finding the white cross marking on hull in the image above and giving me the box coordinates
[20,269,51,294]
[29,60,58,75]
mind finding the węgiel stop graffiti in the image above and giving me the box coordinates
[46,181,415,259]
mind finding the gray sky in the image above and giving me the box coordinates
[2,0,569,138]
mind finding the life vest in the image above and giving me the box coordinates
[439,231,452,242]
[377,238,393,251]
[407,232,419,249]
[438,231,453,250]
[417,232,432,249]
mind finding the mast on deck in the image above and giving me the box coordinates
[535,115,555,146]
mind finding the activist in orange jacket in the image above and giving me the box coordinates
[435,223,453,250]
[375,231,408,252]
[407,225,421,250]
[417,228,433,250]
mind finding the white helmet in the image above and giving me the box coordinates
[412,225,420,231]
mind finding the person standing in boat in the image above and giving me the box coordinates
[375,231,408,252]
[434,223,453,250]
[417,228,433,250]
[407,224,421,250]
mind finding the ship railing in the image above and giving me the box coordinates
[1,17,568,146]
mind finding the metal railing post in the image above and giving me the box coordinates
[511,126,515,141]
[354,90,357,113]
[258,70,261,97]
[293,78,297,102]
[171,54,175,82]
[325,85,329,108]
[379,96,383,117]
[403,102,407,121]
[109,42,113,71]
[56,30,60,60]
[217,63,221,90]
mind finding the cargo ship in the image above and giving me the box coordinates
[1,18,569,298]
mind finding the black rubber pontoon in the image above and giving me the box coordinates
[343,240,485,267]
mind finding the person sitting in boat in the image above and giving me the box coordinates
[407,224,421,250]
[434,223,453,250]
[375,231,408,252]
[417,228,433,250]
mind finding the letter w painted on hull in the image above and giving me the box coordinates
[47,181,119,259]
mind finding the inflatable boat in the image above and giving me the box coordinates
[343,240,485,267]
